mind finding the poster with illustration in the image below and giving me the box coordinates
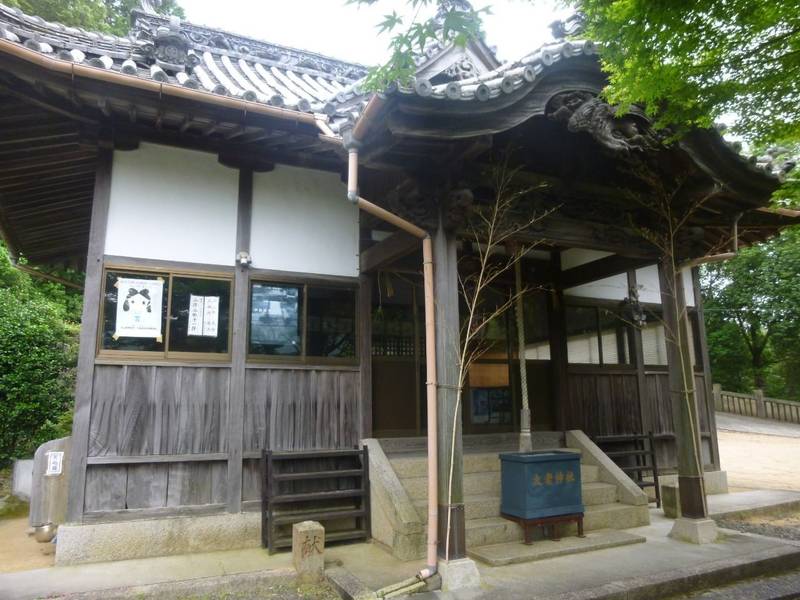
[113,277,164,340]
[188,294,219,337]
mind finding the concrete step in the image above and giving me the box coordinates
[401,464,600,500]
[389,449,585,479]
[389,452,502,478]
[411,481,617,521]
[582,482,618,506]
[581,464,600,483]
[468,528,646,566]
[401,471,503,500]
[583,502,650,531]
[466,516,525,547]
[463,502,650,548]
[414,495,500,522]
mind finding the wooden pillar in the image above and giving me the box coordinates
[359,273,373,439]
[433,219,465,560]
[692,267,721,471]
[66,148,113,523]
[658,257,708,519]
[226,168,253,513]
[628,270,651,436]
[548,252,569,432]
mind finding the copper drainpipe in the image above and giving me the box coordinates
[346,122,439,578]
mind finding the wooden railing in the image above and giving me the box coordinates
[713,384,800,424]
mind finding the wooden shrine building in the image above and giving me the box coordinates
[0,1,796,567]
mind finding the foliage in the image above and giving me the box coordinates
[355,0,800,147]
[701,227,800,398]
[0,244,80,466]
[578,0,800,145]
[347,0,487,90]
[3,0,184,35]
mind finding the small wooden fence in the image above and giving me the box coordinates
[714,384,800,424]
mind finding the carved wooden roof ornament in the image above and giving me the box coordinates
[546,91,660,159]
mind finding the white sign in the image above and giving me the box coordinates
[45,451,64,476]
[114,277,164,340]
[188,295,220,338]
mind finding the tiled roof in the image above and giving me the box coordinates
[0,4,367,116]
[0,3,791,184]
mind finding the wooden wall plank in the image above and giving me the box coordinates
[84,465,126,512]
[125,464,168,509]
[226,168,252,512]
[243,368,359,453]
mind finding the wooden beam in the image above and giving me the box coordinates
[226,168,253,513]
[692,267,721,471]
[359,231,419,273]
[66,147,112,523]
[359,274,373,439]
[513,215,660,258]
[14,264,83,291]
[627,269,651,437]
[561,255,656,289]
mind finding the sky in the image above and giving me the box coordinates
[177,0,571,66]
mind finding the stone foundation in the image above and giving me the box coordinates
[56,512,260,565]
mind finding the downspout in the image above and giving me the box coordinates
[345,116,439,580]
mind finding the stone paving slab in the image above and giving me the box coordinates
[467,529,645,566]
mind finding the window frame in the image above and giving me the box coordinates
[247,274,359,366]
[563,299,635,369]
[96,263,234,362]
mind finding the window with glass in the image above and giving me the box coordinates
[566,304,631,366]
[641,311,700,368]
[249,281,357,362]
[100,269,232,358]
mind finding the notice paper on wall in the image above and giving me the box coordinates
[114,277,164,340]
[188,295,219,337]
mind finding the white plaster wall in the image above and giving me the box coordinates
[635,265,695,306]
[106,143,238,265]
[251,165,358,277]
[562,248,627,300]
[560,249,695,306]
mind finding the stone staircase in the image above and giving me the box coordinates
[386,447,650,549]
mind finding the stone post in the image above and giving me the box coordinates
[754,389,766,419]
[292,521,325,583]
[712,383,722,411]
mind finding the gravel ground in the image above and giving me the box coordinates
[47,572,342,600]
[717,509,800,542]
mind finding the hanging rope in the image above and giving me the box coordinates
[515,259,532,451]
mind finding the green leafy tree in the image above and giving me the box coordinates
[701,227,800,397]
[0,245,79,465]
[355,1,799,145]
[4,0,184,35]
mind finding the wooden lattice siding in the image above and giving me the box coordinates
[241,368,360,504]
[84,365,230,514]
[564,369,641,436]
[563,368,715,470]
[642,372,713,469]
[82,364,360,515]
